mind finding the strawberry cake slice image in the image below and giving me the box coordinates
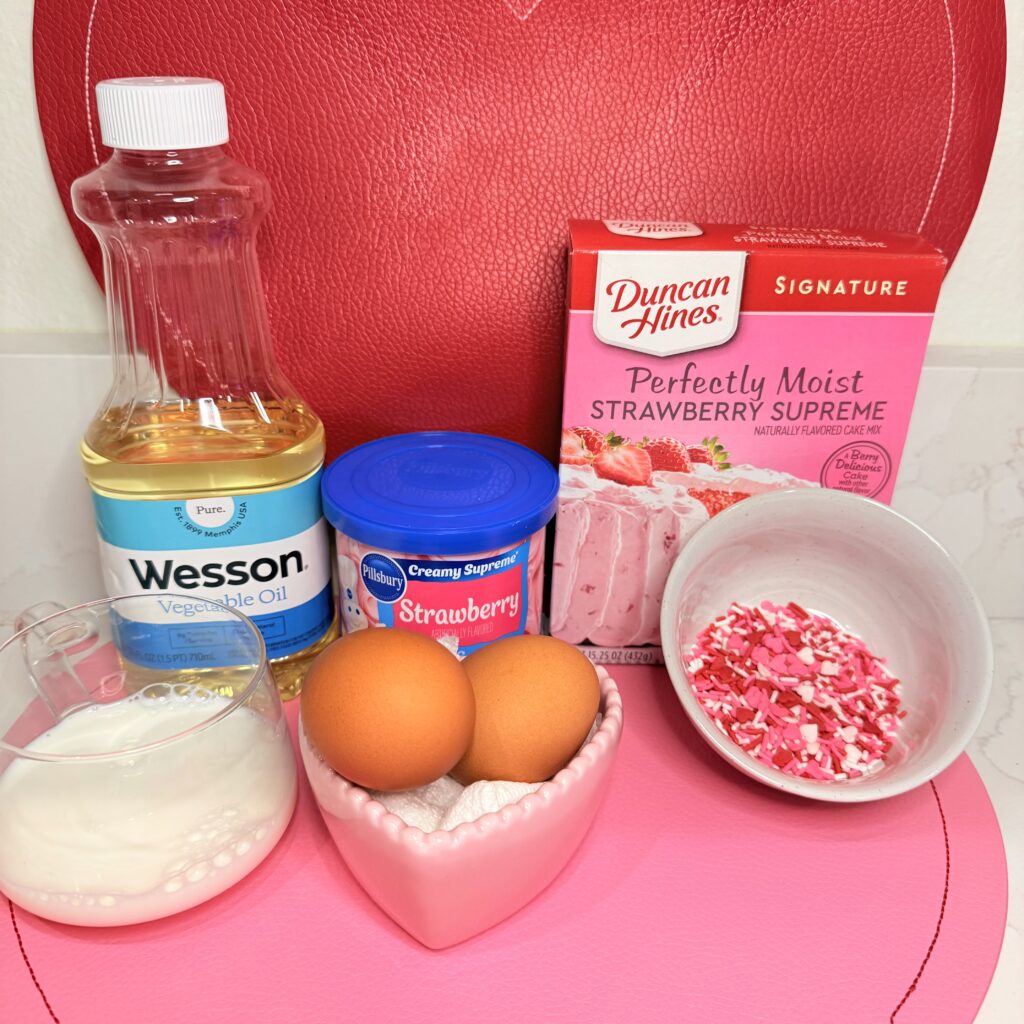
[661,462,816,519]
[637,434,809,518]
[551,436,814,650]
[550,465,709,647]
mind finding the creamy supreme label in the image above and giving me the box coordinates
[92,473,332,663]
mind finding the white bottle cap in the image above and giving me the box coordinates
[95,77,229,151]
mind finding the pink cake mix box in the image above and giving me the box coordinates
[551,219,946,663]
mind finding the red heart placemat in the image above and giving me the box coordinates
[32,1,1005,460]
[2,667,1006,1024]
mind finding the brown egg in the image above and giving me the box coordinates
[300,628,475,791]
[452,635,601,785]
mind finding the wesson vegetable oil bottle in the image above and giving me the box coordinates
[72,78,336,698]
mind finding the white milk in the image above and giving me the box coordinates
[0,687,296,926]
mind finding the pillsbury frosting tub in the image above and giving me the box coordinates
[322,432,558,655]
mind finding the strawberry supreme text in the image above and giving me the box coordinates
[588,363,884,424]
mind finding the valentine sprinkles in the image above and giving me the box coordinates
[686,600,904,781]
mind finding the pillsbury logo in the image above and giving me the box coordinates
[360,553,407,603]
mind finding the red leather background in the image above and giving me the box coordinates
[33,1,1006,460]
[3,675,1010,1024]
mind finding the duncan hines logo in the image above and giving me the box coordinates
[594,250,747,357]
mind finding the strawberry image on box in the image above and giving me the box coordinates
[552,220,946,662]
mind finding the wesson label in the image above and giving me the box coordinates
[594,249,747,357]
[91,474,334,662]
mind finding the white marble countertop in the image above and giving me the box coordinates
[971,619,1023,1022]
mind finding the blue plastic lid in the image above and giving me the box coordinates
[321,432,559,555]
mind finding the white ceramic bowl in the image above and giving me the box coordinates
[660,489,992,802]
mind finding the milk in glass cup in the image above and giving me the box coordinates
[0,595,296,926]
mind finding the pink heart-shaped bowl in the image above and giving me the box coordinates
[299,666,622,948]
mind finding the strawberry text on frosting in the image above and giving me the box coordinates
[397,592,520,627]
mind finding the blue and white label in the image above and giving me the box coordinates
[92,472,334,665]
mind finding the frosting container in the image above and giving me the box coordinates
[322,432,558,656]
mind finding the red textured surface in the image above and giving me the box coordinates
[32,1,1005,460]
[1,669,1008,1024]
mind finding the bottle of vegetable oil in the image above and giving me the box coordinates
[72,77,336,698]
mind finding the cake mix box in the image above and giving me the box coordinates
[552,219,946,663]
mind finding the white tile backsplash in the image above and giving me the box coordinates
[892,354,1024,618]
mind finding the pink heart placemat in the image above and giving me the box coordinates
[2,667,1007,1024]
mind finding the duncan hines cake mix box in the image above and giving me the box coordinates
[551,219,946,663]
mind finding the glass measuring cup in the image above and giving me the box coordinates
[0,595,296,926]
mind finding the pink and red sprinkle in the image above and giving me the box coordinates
[686,600,904,782]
